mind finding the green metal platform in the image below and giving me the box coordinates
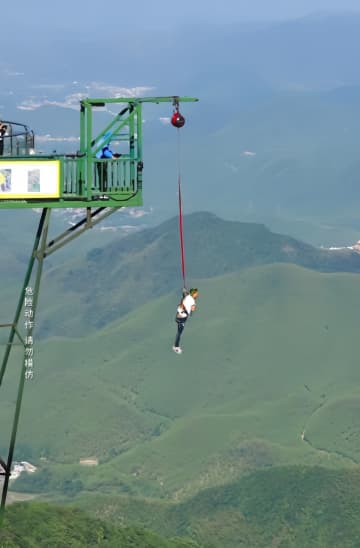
[0,96,197,209]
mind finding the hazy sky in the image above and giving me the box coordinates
[6,0,360,30]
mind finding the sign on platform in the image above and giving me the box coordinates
[0,160,60,199]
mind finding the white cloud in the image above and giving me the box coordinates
[30,83,67,91]
[36,135,80,143]
[18,93,86,111]
[6,71,25,77]
[87,82,154,98]
[224,162,239,173]
[17,83,155,112]
[127,207,153,218]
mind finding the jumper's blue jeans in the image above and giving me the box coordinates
[174,317,187,347]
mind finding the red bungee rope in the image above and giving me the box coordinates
[171,100,187,289]
[178,170,186,289]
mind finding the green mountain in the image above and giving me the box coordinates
[71,466,360,548]
[5,261,360,483]
[3,13,360,546]
[0,502,204,547]
[35,212,360,338]
[2,214,360,547]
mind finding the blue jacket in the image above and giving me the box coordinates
[96,145,113,159]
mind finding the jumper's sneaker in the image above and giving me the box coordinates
[172,346,182,354]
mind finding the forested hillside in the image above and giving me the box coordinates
[0,502,205,547]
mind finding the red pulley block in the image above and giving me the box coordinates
[171,111,185,128]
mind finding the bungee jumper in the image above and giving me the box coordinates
[173,288,199,354]
[171,99,199,354]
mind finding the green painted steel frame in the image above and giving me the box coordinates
[0,206,124,519]
[0,95,198,519]
[0,96,197,210]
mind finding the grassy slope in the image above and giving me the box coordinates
[3,211,360,342]
[5,262,360,501]
[34,212,360,339]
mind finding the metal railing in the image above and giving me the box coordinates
[0,121,34,157]
[62,157,139,197]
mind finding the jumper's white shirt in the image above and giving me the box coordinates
[177,294,195,318]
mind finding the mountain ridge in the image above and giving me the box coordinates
[37,211,360,337]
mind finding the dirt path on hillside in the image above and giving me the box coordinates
[300,400,358,465]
